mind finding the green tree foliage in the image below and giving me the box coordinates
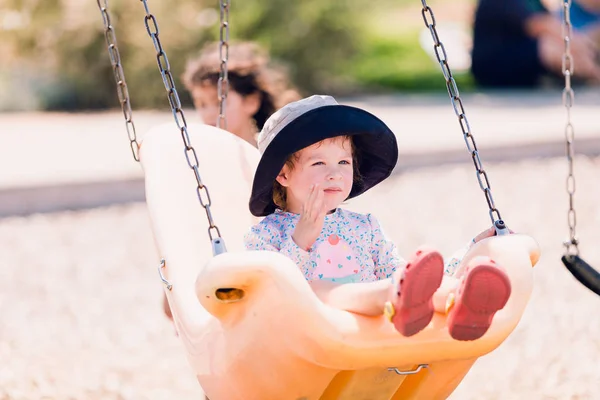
[0,0,376,110]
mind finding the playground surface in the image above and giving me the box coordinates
[1,91,599,399]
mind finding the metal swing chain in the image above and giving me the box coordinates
[96,0,141,162]
[139,0,226,252]
[419,1,506,231]
[561,0,579,256]
[217,0,230,130]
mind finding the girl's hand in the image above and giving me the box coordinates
[292,183,328,251]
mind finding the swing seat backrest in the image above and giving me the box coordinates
[140,123,540,400]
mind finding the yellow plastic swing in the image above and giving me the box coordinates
[96,1,541,398]
[140,123,539,400]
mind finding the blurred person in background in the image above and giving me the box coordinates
[565,0,600,42]
[471,0,600,88]
[182,41,301,148]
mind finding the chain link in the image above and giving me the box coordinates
[138,0,225,247]
[96,0,141,162]
[561,0,579,256]
[420,1,502,225]
[217,0,230,130]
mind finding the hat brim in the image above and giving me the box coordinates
[249,105,398,217]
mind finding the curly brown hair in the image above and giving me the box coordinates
[272,136,362,211]
[182,41,300,130]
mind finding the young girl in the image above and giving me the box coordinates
[182,41,301,148]
[244,95,513,341]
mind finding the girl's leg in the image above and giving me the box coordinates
[387,249,445,336]
[423,256,513,341]
[312,273,460,316]
[446,255,512,341]
[311,254,512,341]
[311,248,445,337]
[310,279,391,316]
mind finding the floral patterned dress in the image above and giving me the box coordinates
[244,208,468,283]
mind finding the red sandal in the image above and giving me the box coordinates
[446,256,512,341]
[384,248,444,337]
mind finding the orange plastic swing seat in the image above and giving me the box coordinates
[139,123,539,400]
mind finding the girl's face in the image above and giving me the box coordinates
[191,83,259,141]
[276,137,354,214]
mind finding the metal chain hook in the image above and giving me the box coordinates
[561,0,579,256]
[420,0,505,231]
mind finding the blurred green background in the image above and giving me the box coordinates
[0,0,476,111]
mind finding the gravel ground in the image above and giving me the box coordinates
[2,156,600,400]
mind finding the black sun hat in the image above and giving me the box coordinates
[249,95,398,217]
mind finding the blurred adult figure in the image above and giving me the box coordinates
[471,0,600,87]
[182,41,300,148]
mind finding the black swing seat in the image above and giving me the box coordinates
[562,255,600,297]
